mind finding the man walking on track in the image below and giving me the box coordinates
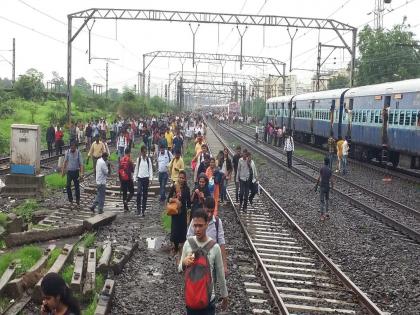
[232,145,242,203]
[119,148,135,212]
[179,209,228,315]
[315,157,334,221]
[61,142,84,207]
[236,149,251,211]
[157,144,173,202]
[90,152,110,214]
[87,135,106,177]
[133,145,153,217]
[284,132,295,168]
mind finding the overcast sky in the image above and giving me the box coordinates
[0,0,419,95]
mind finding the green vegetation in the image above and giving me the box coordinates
[294,148,325,161]
[0,240,5,250]
[0,245,42,277]
[109,152,118,162]
[81,232,96,248]
[161,211,171,233]
[0,212,8,228]
[61,264,74,285]
[96,246,103,262]
[0,296,12,313]
[82,272,105,315]
[46,248,61,269]
[356,24,420,86]
[13,199,39,223]
[45,173,67,189]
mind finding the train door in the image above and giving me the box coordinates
[345,98,354,139]
[280,102,285,128]
[310,100,315,143]
[290,101,295,134]
[330,100,336,136]
[382,95,391,146]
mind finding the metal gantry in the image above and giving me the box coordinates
[66,8,357,123]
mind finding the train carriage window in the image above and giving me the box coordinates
[405,111,411,126]
[399,111,405,125]
[411,111,418,126]
[374,110,379,124]
[349,98,354,110]
[370,111,374,123]
[388,110,394,125]
[362,110,367,123]
[393,111,399,125]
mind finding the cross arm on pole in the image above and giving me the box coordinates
[70,10,96,43]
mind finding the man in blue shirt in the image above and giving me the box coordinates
[172,129,184,155]
[61,142,84,206]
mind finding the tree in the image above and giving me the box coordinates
[74,77,91,94]
[356,25,420,86]
[107,88,120,101]
[14,68,44,100]
[328,74,350,89]
[50,71,66,92]
[0,77,13,89]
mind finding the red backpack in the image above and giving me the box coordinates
[118,156,132,181]
[185,238,216,310]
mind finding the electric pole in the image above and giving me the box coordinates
[12,38,16,85]
[105,62,109,99]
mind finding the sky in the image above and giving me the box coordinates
[0,0,419,96]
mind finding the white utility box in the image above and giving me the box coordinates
[10,124,41,175]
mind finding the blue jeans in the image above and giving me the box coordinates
[66,170,80,203]
[320,187,330,215]
[91,184,106,213]
[342,155,348,174]
[158,172,168,201]
[137,177,149,214]
[220,178,228,202]
[186,299,216,315]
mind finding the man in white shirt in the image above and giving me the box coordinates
[342,138,349,175]
[90,152,110,214]
[133,145,153,216]
[157,144,173,202]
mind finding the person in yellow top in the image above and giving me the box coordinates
[168,149,184,183]
[336,137,344,173]
[86,135,106,177]
[194,132,205,156]
[165,127,174,151]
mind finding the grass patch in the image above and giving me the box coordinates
[183,141,196,166]
[0,245,43,277]
[109,152,118,162]
[161,210,171,233]
[46,248,61,269]
[96,246,103,262]
[13,199,39,223]
[294,148,325,161]
[95,273,105,293]
[0,296,12,313]
[45,173,67,189]
[0,212,8,228]
[0,240,5,250]
[81,232,96,248]
[61,264,74,285]
[83,296,98,315]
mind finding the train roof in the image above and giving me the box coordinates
[345,78,420,98]
[293,88,348,101]
[266,95,294,103]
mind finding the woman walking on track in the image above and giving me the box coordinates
[217,147,233,204]
[167,170,191,260]
[191,173,211,217]
[206,157,221,216]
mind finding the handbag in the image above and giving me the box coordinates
[166,184,182,216]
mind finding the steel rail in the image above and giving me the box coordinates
[234,124,420,219]
[207,120,383,315]
[217,122,420,243]
[242,123,420,184]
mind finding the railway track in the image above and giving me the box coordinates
[216,121,420,244]
[239,123,420,184]
[205,122,383,314]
